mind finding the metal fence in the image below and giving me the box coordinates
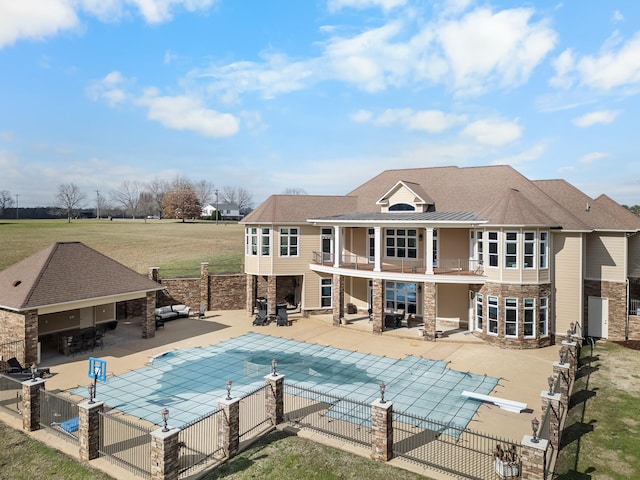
[284,383,372,447]
[0,373,23,417]
[178,408,226,479]
[39,389,80,445]
[0,339,24,369]
[392,409,521,480]
[99,411,153,479]
[239,384,272,442]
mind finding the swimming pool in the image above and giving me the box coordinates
[72,332,497,430]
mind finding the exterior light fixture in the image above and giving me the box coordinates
[547,375,554,395]
[559,348,566,365]
[379,382,386,404]
[30,363,37,382]
[272,358,278,377]
[569,322,576,335]
[161,407,169,432]
[531,417,540,443]
[88,384,95,404]
[226,380,232,400]
[566,329,572,342]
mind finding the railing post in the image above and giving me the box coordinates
[520,436,549,480]
[264,373,285,426]
[218,397,240,458]
[371,399,393,462]
[150,426,180,480]
[78,400,104,462]
[21,377,45,432]
[562,339,579,376]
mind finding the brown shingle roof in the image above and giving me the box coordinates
[475,187,560,227]
[0,242,163,311]
[241,195,358,223]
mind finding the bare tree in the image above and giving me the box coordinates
[146,178,170,218]
[221,186,253,214]
[111,181,144,219]
[55,183,87,222]
[0,190,14,215]
[193,179,215,209]
[283,188,308,195]
[162,178,202,222]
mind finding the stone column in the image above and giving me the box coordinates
[541,391,562,450]
[149,266,160,282]
[562,340,579,376]
[24,310,39,365]
[520,436,549,480]
[371,399,393,462]
[200,262,209,311]
[246,274,256,316]
[332,274,344,327]
[372,278,383,335]
[267,276,277,318]
[422,283,437,341]
[142,291,156,339]
[22,377,45,431]
[218,397,240,458]
[150,427,180,480]
[552,362,571,412]
[78,400,104,462]
[264,373,284,426]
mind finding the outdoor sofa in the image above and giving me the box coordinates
[154,305,191,322]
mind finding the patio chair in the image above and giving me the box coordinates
[7,357,50,378]
[276,303,289,326]
[253,299,268,326]
[197,304,206,318]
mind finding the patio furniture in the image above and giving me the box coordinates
[253,298,268,326]
[196,304,206,318]
[276,303,289,326]
[155,304,191,322]
[7,357,50,378]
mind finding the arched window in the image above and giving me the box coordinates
[389,203,415,211]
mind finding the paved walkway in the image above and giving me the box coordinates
[6,309,562,479]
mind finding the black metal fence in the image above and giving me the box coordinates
[178,408,225,479]
[284,383,372,447]
[239,384,272,442]
[393,409,521,480]
[39,389,80,445]
[0,373,23,417]
[0,339,24,369]
[99,411,153,479]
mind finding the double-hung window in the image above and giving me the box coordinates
[505,232,517,268]
[321,278,332,307]
[261,228,270,255]
[524,298,535,338]
[488,296,498,334]
[524,232,535,269]
[539,232,548,269]
[488,232,499,267]
[246,228,257,256]
[246,227,270,256]
[280,227,299,257]
[539,297,548,337]
[385,229,417,258]
[505,298,517,337]
[475,293,483,331]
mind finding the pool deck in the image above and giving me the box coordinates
[4,309,561,479]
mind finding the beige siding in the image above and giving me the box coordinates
[304,271,328,309]
[630,233,640,276]
[437,284,469,324]
[554,232,583,335]
[585,232,626,282]
[439,229,468,263]
[382,188,417,212]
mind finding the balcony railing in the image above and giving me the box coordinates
[630,298,640,316]
[312,252,484,276]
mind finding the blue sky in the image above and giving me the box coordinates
[1,0,639,209]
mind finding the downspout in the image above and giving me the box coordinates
[626,278,630,340]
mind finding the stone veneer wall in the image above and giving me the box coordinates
[209,275,246,310]
[160,278,200,308]
[584,279,627,341]
[0,308,26,360]
[473,282,553,349]
[629,315,640,340]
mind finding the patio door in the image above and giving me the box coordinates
[588,296,608,338]
[80,307,94,329]
[321,228,333,263]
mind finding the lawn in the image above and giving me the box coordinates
[0,219,244,275]
[554,340,640,479]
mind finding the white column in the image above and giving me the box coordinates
[374,227,382,272]
[425,228,434,275]
[333,226,341,268]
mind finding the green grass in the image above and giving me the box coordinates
[0,219,244,275]
[555,341,640,479]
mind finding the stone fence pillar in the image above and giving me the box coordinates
[562,340,579,376]
[422,283,437,341]
[22,377,45,431]
[520,436,549,480]
[371,399,393,462]
[218,396,240,458]
[78,400,104,462]
[552,362,571,412]
[332,274,344,327]
[264,373,284,426]
[200,262,209,310]
[150,427,180,480]
[541,391,562,451]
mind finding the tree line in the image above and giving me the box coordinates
[0,177,253,222]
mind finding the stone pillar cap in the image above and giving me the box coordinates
[540,391,562,401]
[521,435,549,449]
[78,400,105,409]
[264,373,285,381]
[21,377,46,387]
[218,396,241,406]
[552,361,570,369]
[371,399,393,409]
[151,426,180,439]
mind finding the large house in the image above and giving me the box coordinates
[201,203,242,220]
[241,165,640,349]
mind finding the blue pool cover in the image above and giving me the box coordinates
[72,332,497,430]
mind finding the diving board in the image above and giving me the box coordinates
[462,391,527,413]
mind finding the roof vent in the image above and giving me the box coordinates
[586,203,590,212]
[12,280,22,287]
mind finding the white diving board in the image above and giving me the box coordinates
[462,390,527,413]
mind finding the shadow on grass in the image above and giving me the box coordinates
[568,388,597,409]
[554,469,593,479]
[560,419,596,449]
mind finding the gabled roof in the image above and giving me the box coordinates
[241,195,358,223]
[0,242,164,311]
[376,180,435,206]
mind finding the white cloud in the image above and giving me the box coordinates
[86,71,129,106]
[461,118,522,146]
[550,49,576,89]
[356,108,465,133]
[492,141,548,166]
[137,88,239,137]
[164,50,178,64]
[579,152,610,164]
[612,10,623,23]
[0,0,79,48]
[327,0,406,13]
[573,110,620,127]
[351,109,374,123]
[0,131,15,142]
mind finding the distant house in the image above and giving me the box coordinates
[201,203,242,220]
[241,165,640,349]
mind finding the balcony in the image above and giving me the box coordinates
[312,252,484,276]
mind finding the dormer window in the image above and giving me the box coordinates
[389,203,415,212]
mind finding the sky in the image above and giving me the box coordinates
[1,0,640,210]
